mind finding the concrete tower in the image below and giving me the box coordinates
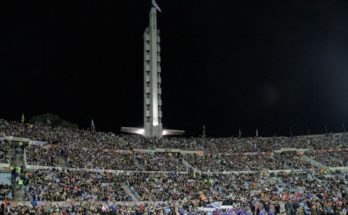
[143,7,162,137]
[121,4,184,138]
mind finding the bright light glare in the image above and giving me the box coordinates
[135,129,145,135]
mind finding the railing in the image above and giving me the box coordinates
[2,162,348,174]
[8,200,167,207]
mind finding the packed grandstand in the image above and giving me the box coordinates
[0,119,347,214]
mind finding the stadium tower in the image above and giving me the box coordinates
[121,1,184,138]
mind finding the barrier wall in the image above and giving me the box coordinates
[25,164,187,175]
[9,200,166,207]
[1,162,346,175]
[0,163,9,172]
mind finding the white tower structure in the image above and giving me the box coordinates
[143,7,162,137]
[121,3,184,138]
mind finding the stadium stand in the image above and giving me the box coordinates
[0,120,347,214]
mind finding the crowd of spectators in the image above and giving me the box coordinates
[26,145,62,167]
[203,134,348,154]
[27,146,187,172]
[2,169,344,214]
[1,120,347,172]
[127,172,222,202]
[183,154,228,172]
[0,185,12,201]
[1,201,180,215]
[0,142,11,164]
[1,119,348,214]
[306,150,348,167]
[222,151,313,171]
[125,170,348,207]
[136,153,186,172]
[1,120,347,154]
[0,121,203,151]
[26,169,131,202]
[65,149,139,171]
[183,151,314,172]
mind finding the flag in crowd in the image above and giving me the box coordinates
[202,125,206,137]
[91,119,96,132]
[21,113,25,124]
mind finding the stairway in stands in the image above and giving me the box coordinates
[121,183,140,201]
[182,158,201,173]
[300,156,327,169]
[11,146,26,201]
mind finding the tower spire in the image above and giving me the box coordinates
[152,0,162,12]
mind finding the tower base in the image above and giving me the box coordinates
[121,127,185,137]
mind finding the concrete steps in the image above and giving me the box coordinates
[133,157,144,170]
[12,150,26,201]
[121,184,140,201]
[300,156,327,169]
[13,188,26,201]
[57,156,67,167]
[182,158,201,173]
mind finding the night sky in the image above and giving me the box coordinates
[1,0,348,137]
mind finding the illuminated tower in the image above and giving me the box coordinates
[143,7,162,137]
[121,4,184,138]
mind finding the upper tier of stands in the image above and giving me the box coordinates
[1,120,347,152]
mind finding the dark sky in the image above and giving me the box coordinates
[1,0,348,137]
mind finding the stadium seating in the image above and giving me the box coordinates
[0,120,347,214]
